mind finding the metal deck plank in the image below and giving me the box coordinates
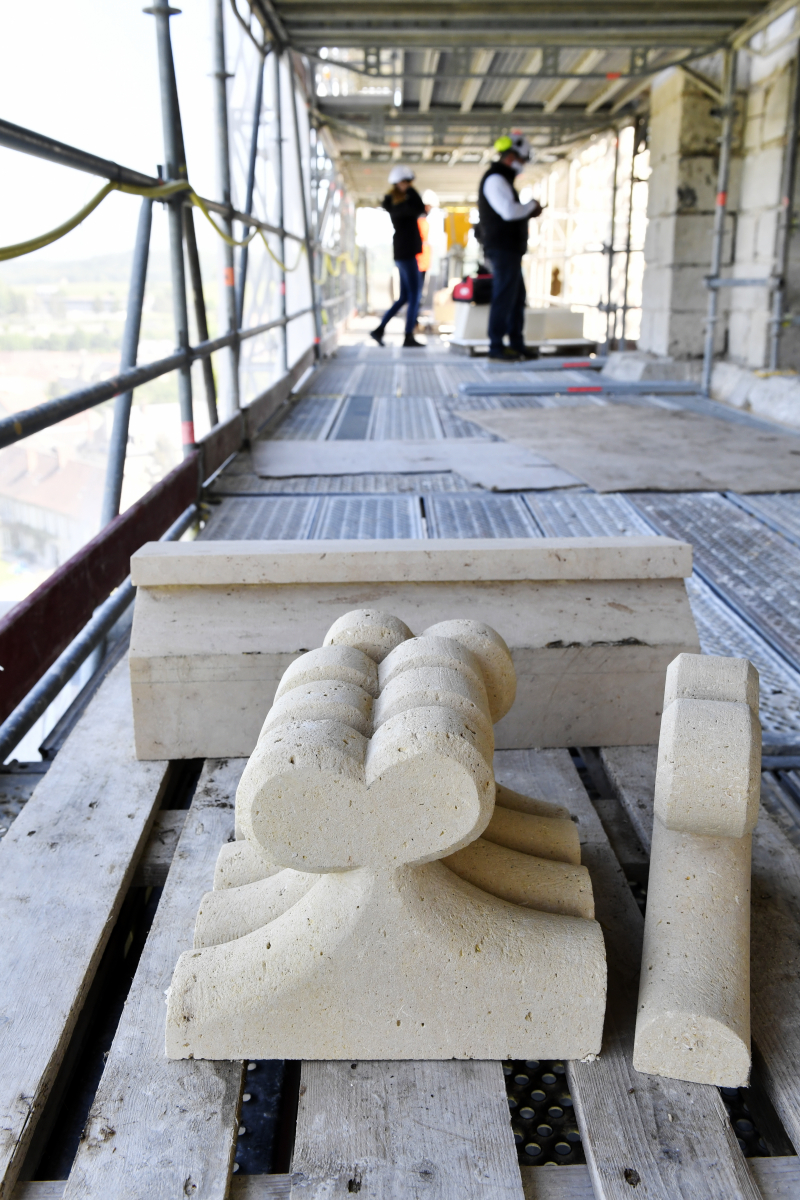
[212,472,474,495]
[526,489,800,735]
[496,749,761,1200]
[600,745,800,1161]
[0,663,171,1199]
[63,759,247,1200]
[201,497,321,540]
[425,494,542,538]
[310,495,424,539]
[630,492,800,676]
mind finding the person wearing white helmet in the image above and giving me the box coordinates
[477,134,543,361]
[371,165,427,348]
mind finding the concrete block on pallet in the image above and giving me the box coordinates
[166,611,607,1061]
[129,538,698,758]
[634,651,758,1086]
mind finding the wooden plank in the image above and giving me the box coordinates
[14,1162,800,1200]
[521,1165,594,1199]
[291,1060,525,1199]
[496,749,762,1200]
[230,1175,292,1199]
[599,747,658,849]
[0,662,170,1200]
[0,454,199,722]
[63,758,247,1200]
[131,809,187,888]
[520,1159,800,1200]
[602,746,800,1154]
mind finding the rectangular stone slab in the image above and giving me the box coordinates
[130,586,699,760]
[131,536,693,585]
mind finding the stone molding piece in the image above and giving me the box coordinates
[166,609,607,1061]
[634,651,759,1087]
[655,654,761,839]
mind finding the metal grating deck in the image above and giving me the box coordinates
[310,495,423,539]
[425,494,541,539]
[212,472,475,494]
[369,396,444,440]
[201,496,320,540]
[630,492,800,675]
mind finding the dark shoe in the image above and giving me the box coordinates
[488,347,524,361]
[370,326,386,346]
[403,334,424,348]
[511,344,539,359]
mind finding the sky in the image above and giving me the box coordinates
[0,0,223,261]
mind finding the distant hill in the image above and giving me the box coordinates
[0,252,173,286]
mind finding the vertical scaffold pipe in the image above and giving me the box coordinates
[769,46,800,370]
[101,197,152,527]
[701,48,737,396]
[213,0,240,413]
[148,0,196,453]
[275,52,289,373]
[236,48,268,331]
[605,131,620,351]
[184,208,219,427]
[620,119,640,351]
[288,54,323,356]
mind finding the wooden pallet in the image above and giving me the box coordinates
[2,665,799,1198]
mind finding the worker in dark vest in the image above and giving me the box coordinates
[477,134,542,361]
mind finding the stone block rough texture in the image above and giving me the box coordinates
[633,652,758,1086]
[166,610,607,1061]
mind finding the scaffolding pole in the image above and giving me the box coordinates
[770,45,800,370]
[236,47,268,329]
[288,54,323,354]
[605,132,620,350]
[100,198,152,527]
[213,0,240,413]
[275,52,289,373]
[701,47,737,396]
[148,0,196,452]
[183,207,219,427]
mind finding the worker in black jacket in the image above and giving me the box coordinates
[477,134,542,361]
[371,166,426,348]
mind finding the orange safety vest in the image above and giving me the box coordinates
[416,216,431,272]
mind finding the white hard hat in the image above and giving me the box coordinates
[422,188,439,206]
[494,133,531,162]
[388,164,416,184]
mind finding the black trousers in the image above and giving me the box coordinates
[487,249,526,353]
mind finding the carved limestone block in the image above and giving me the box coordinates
[167,609,607,1061]
[634,652,760,1087]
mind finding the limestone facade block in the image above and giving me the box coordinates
[129,538,699,758]
[166,611,607,1061]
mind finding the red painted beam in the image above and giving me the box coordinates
[0,452,200,724]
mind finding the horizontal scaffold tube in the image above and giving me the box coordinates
[0,308,314,449]
[0,116,305,244]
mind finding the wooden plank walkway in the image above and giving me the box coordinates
[602,746,800,1157]
[497,749,762,1200]
[291,1060,524,1198]
[0,662,170,1200]
[63,758,247,1200]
